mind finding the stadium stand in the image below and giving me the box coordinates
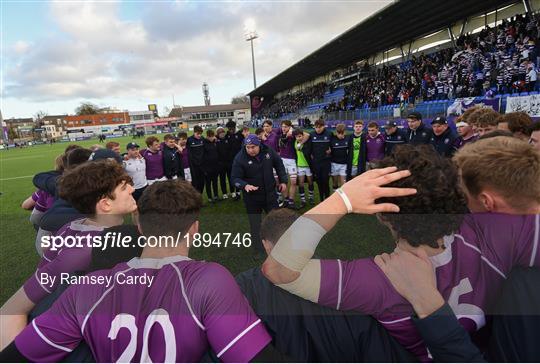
[250,0,540,125]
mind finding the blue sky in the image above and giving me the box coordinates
[1,0,389,119]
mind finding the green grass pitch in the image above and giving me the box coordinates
[0,134,395,305]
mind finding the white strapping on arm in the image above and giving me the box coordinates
[270,216,327,272]
[277,260,321,303]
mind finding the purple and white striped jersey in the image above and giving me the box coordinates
[23,219,104,304]
[15,256,271,363]
[317,213,539,361]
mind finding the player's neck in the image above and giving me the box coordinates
[86,214,124,228]
[397,238,445,257]
[140,244,190,260]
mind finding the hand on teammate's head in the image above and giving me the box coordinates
[340,167,417,214]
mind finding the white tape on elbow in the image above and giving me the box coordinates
[270,216,327,271]
[277,260,321,303]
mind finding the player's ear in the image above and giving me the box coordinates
[262,239,273,256]
[479,191,496,212]
[187,220,199,236]
[95,197,112,214]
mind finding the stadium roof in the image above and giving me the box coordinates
[169,103,250,117]
[249,0,517,97]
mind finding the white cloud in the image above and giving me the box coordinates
[3,1,390,116]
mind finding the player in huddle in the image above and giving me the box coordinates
[0,181,296,362]
[262,144,539,361]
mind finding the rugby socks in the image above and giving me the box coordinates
[299,186,305,202]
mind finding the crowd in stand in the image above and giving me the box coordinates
[256,12,540,119]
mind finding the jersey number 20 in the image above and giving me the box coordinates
[108,309,176,362]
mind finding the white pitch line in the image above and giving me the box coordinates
[0,175,33,181]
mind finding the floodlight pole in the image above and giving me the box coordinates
[246,32,258,89]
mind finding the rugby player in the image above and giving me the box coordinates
[224,121,244,200]
[529,122,540,151]
[1,181,283,362]
[187,126,205,193]
[330,123,348,191]
[0,161,136,348]
[469,108,499,137]
[454,136,540,214]
[455,119,478,148]
[346,120,366,180]
[123,142,147,202]
[105,141,120,155]
[383,120,406,156]
[365,121,386,168]
[177,132,191,183]
[310,119,333,201]
[505,111,533,140]
[141,136,166,185]
[262,145,539,361]
[162,134,182,180]
[202,129,220,202]
[216,127,231,199]
[277,120,305,208]
[405,112,432,145]
[293,128,314,207]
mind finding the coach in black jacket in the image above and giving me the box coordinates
[429,116,459,157]
[231,135,287,255]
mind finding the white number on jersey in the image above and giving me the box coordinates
[108,309,176,363]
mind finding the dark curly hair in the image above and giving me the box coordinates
[58,160,132,215]
[375,145,468,248]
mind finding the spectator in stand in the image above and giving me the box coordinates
[105,141,120,154]
[202,130,220,203]
[383,120,407,156]
[505,111,533,140]
[187,126,205,193]
[141,136,166,185]
[469,108,500,137]
[406,112,432,145]
[346,120,366,180]
[365,122,386,169]
[429,116,458,157]
[526,64,537,91]
[330,124,349,191]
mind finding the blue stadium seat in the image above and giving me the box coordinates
[520,92,529,96]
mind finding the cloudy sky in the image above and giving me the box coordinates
[2,1,390,118]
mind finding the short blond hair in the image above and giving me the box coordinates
[335,123,346,134]
[453,136,540,211]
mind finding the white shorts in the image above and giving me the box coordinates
[147,176,167,185]
[184,168,192,182]
[331,163,347,177]
[282,158,297,177]
[297,166,312,177]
